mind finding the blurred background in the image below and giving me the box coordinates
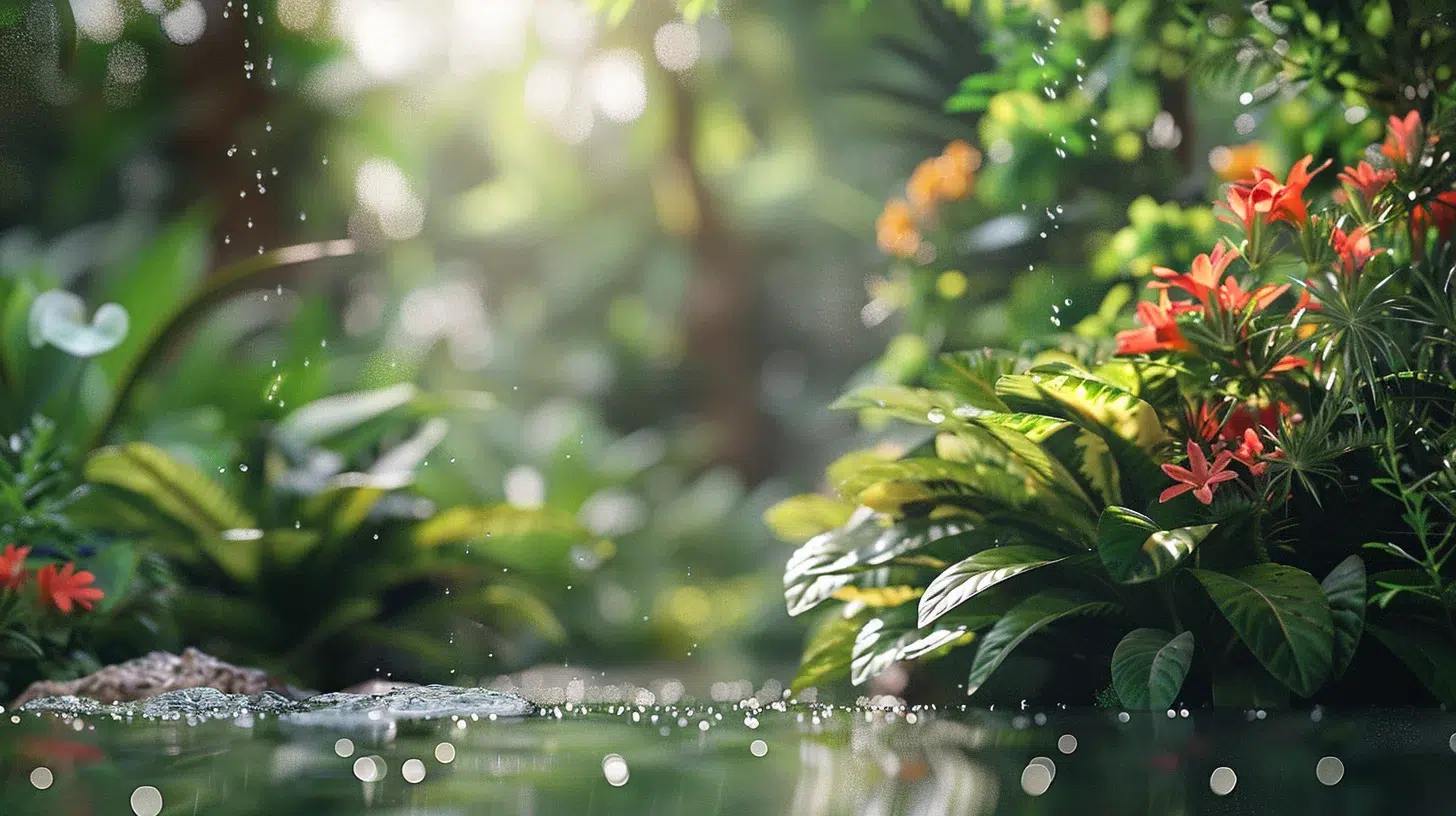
[0,0,1397,702]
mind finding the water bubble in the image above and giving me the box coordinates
[130,786,164,816]
[1057,734,1077,754]
[353,756,386,782]
[1021,762,1053,795]
[334,738,354,758]
[750,739,768,757]
[1209,767,1237,795]
[30,767,53,790]
[926,408,946,424]
[1315,756,1344,786]
[401,759,426,784]
[602,753,630,786]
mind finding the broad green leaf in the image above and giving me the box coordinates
[275,383,418,450]
[792,608,871,693]
[415,504,590,578]
[1111,628,1195,711]
[784,509,971,616]
[764,494,856,543]
[972,412,1072,443]
[806,514,974,576]
[995,365,1170,505]
[368,417,449,479]
[831,385,991,426]
[1321,555,1366,679]
[1097,507,1214,584]
[85,443,254,538]
[919,545,1068,627]
[96,215,207,378]
[481,584,567,644]
[831,585,922,607]
[837,458,1041,516]
[851,606,987,685]
[1191,566,1334,697]
[87,542,140,615]
[966,591,1121,696]
[930,350,1019,410]
[1368,620,1456,705]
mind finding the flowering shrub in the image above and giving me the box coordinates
[775,108,1456,707]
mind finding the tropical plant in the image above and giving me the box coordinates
[777,105,1456,709]
[75,382,594,690]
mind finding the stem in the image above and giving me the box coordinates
[1159,578,1184,635]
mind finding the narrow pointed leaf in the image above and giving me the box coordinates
[792,608,871,693]
[1098,507,1214,584]
[966,591,1121,696]
[919,545,1067,627]
[1321,555,1366,679]
[1111,628,1195,711]
[1192,566,1334,697]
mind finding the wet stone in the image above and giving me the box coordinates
[20,684,533,727]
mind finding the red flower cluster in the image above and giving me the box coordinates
[0,544,104,614]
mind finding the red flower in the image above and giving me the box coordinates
[1160,439,1239,505]
[1116,295,1191,355]
[1411,191,1456,248]
[35,563,104,614]
[1337,161,1396,205]
[1330,224,1376,279]
[1230,428,1278,476]
[1381,111,1425,165]
[1218,180,1278,235]
[1214,276,1288,314]
[1243,155,1331,227]
[1152,245,1238,305]
[0,544,29,591]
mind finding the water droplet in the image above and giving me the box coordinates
[1057,734,1077,754]
[401,759,426,784]
[334,738,354,758]
[1210,767,1237,795]
[1315,756,1344,786]
[130,786,164,816]
[602,754,630,786]
[29,767,53,790]
[749,739,768,757]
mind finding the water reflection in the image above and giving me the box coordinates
[4,703,1456,814]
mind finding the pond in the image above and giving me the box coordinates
[3,692,1453,815]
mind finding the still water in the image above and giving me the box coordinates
[2,697,1453,815]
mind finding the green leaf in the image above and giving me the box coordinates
[851,606,986,685]
[1321,555,1366,679]
[995,365,1171,505]
[966,591,1120,696]
[96,215,207,379]
[480,584,567,644]
[85,443,255,539]
[1110,628,1195,711]
[919,545,1068,627]
[87,542,141,615]
[1368,620,1456,705]
[1212,663,1290,708]
[792,608,870,693]
[1191,566,1334,697]
[929,350,1018,410]
[275,383,419,451]
[838,457,1043,517]
[764,494,856,543]
[784,509,972,615]
[415,504,591,578]
[0,630,45,660]
[1097,507,1214,584]
[831,385,991,425]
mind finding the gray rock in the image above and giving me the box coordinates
[19,683,533,727]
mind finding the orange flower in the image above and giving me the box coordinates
[1381,110,1425,165]
[1243,155,1331,226]
[35,563,104,614]
[906,159,943,214]
[1411,191,1456,248]
[1330,224,1376,278]
[935,140,981,199]
[875,198,921,258]
[1151,244,1239,305]
[1337,161,1396,206]
[1215,277,1288,313]
[1115,294,1190,355]
[0,544,28,591]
